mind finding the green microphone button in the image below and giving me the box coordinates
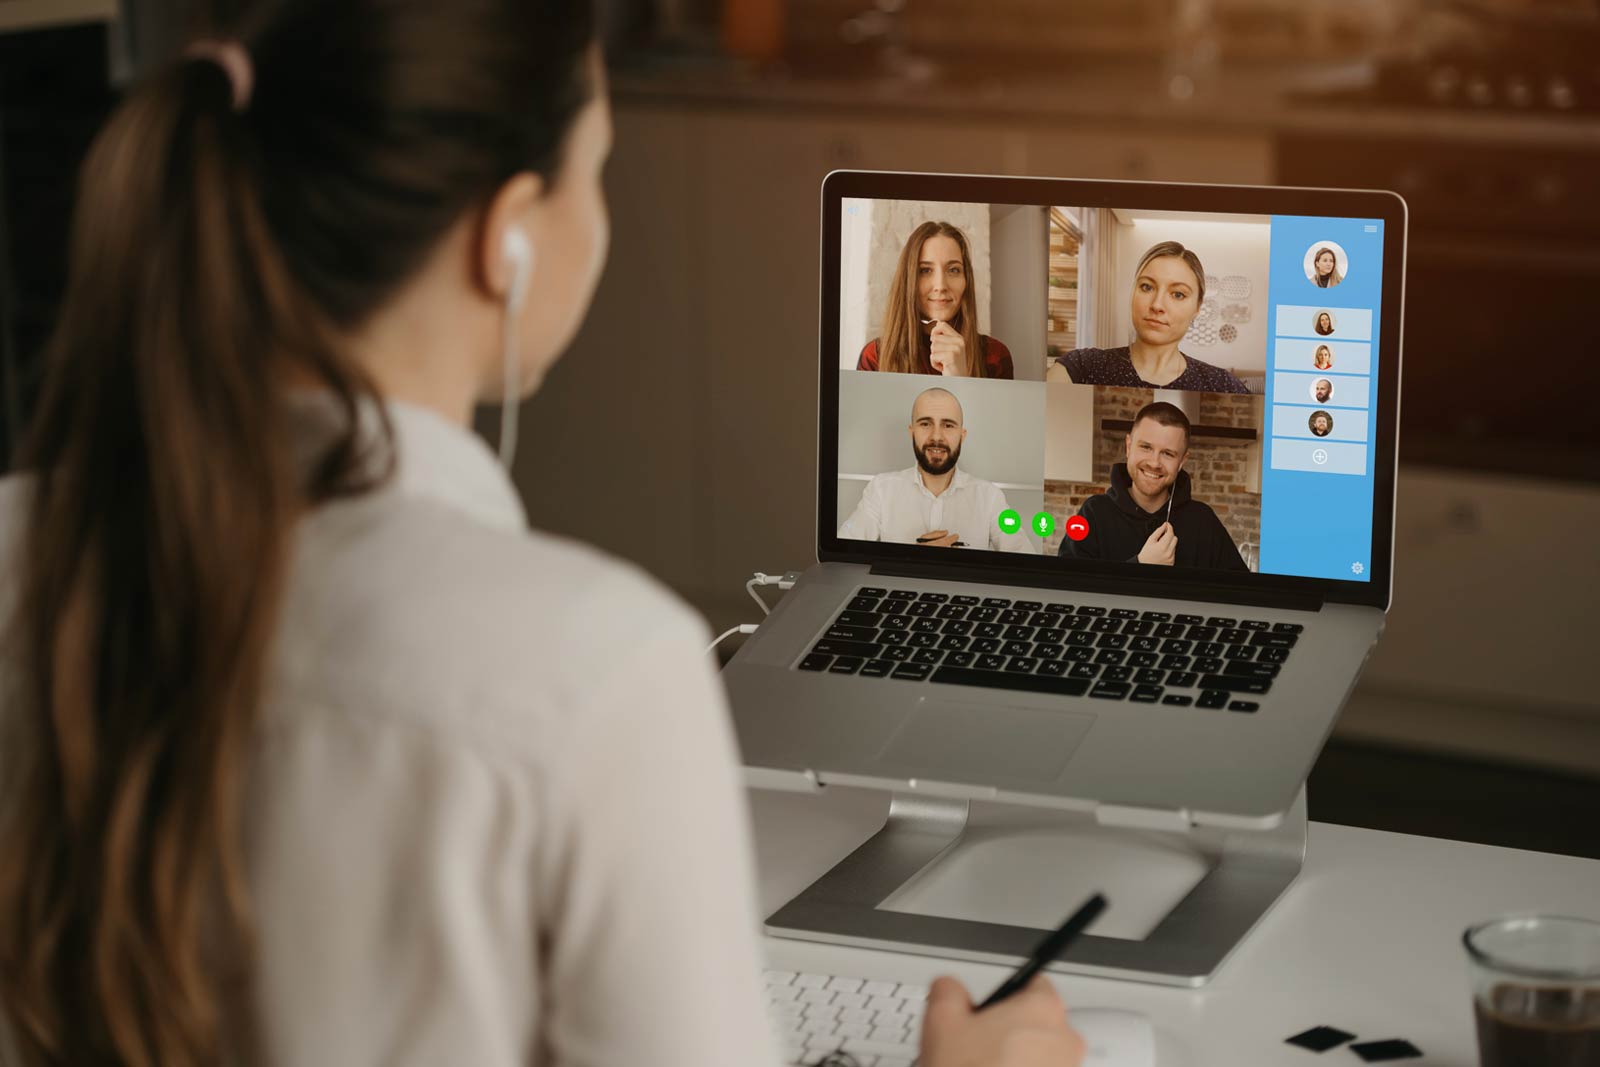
[1031,511,1054,539]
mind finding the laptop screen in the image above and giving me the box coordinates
[828,184,1398,594]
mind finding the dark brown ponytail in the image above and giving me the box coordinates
[0,2,596,1064]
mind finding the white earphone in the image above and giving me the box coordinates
[497,226,535,469]
[502,226,534,308]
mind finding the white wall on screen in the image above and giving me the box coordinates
[988,203,1049,381]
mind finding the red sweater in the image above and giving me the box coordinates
[857,336,1015,379]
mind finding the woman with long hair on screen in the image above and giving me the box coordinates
[0,2,1081,1065]
[1048,240,1250,393]
[1315,310,1336,335]
[1310,245,1343,288]
[857,220,1014,378]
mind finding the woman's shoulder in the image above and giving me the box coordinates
[489,529,707,688]
[283,498,707,753]
[856,338,880,370]
[1058,346,1128,365]
[1054,346,1131,381]
[385,507,701,656]
[980,335,1015,378]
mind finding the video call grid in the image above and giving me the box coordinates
[835,200,1385,583]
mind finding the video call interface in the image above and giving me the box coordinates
[835,198,1386,583]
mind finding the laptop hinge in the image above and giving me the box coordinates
[868,560,1324,613]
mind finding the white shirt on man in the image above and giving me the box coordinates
[837,466,1038,553]
[0,400,776,1067]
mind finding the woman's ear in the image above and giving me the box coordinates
[476,172,545,301]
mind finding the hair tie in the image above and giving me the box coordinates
[186,40,254,112]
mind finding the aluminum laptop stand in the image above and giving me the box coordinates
[764,785,1307,987]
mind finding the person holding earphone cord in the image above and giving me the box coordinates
[856,221,1016,379]
[0,3,1083,1066]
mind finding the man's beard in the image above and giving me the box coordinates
[915,439,961,476]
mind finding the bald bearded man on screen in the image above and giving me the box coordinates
[838,387,1037,553]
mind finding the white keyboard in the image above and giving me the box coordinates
[765,968,925,1067]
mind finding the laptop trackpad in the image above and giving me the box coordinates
[877,698,1094,784]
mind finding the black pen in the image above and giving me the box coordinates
[977,892,1107,1010]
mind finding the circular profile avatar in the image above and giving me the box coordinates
[1311,378,1334,403]
[1313,310,1336,336]
[1304,242,1347,288]
[1313,344,1334,370]
[1309,410,1334,437]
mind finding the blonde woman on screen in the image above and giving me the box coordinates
[1049,240,1250,393]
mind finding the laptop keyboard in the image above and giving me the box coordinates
[797,587,1301,712]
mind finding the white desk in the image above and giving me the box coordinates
[750,785,1600,1066]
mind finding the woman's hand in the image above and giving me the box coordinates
[929,322,967,376]
[918,975,1085,1067]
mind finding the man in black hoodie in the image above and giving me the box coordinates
[1057,401,1248,571]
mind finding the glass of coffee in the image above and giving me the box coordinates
[1464,914,1600,1067]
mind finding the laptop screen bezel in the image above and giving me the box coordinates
[815,170,1406,612]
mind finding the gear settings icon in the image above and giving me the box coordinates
[1351,562,1365,575]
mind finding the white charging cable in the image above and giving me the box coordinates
[706,571,802,656]
[705,623,761,656]
[744,570,800,616]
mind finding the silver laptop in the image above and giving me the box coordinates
[724,171,1405,830]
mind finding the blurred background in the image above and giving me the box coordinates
[3,0,1597,855]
